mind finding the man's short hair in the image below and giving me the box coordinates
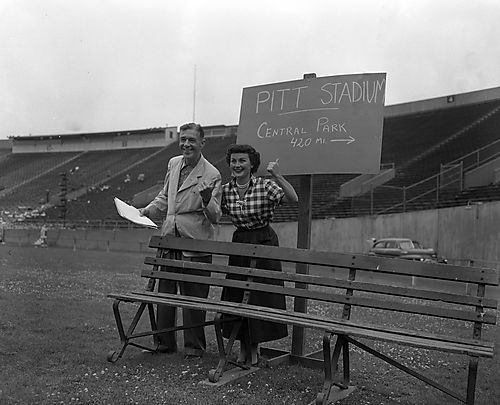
[179,122,204,138]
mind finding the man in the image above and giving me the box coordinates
[139,122,222,358]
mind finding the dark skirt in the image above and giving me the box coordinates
[221,225,288,344]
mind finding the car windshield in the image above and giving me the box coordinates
[399,241,415,250]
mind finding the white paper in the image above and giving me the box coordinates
[114,197,158,229]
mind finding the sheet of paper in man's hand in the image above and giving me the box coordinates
[114,197,158,229]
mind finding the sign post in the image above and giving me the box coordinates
[237,72,386,358]
[290,73,315,358]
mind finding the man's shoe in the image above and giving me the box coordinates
[184,353,202,360]
[157,345,177,354]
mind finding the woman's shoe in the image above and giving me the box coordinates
[237,343,259,366]
[237,346,247,364]
[250,344,259,366]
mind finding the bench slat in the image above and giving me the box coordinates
[140,269,497,324]
[144,257,498,309]
[149,236,499,285]
[108,291,494,358]
[129,291,493,348]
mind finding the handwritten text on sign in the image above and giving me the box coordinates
[237,73,386,175]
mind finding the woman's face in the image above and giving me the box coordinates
[230,153,252,181]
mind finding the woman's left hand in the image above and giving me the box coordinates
[266,158,280,176]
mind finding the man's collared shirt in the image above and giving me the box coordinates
[177,161,194,190]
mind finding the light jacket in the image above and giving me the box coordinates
[145,154,222,255]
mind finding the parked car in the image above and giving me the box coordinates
[368,237,447,264]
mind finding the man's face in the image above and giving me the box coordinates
[179,128,205,164]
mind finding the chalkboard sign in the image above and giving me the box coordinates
[237,73,386,175]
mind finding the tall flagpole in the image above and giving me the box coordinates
[192,64,197,122]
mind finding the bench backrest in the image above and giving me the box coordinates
[145,236,498,341]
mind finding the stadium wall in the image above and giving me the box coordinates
[0,139,12,150]
[385,85,500,117]
[10,127,177,153]
[3,201,499,269]
[9,124,237,154]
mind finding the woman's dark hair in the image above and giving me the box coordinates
[226,144,260,173]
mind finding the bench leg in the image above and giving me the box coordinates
[466,356,479,405]
[208,313,243,383]
[107,300,129,362]
[147,303,159,347]
[342,338,350,385]
[345,335,467,403]
[317,333,350,405]
[317,332,333,404]
[108,300,160,363]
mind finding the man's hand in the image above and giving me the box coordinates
[139,207,150,218]
[198,180,214,204]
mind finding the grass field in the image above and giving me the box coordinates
[0,245,498,405]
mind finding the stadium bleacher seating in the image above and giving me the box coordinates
[1,97,499,225]
[40,135,239,222]
[0,148,166,213]
[324,100,500,217]
[0,152,80,193]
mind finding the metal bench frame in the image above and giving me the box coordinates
[108,235,498,405]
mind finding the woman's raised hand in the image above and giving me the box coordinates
[266,158,280,176]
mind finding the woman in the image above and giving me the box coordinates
[221,144,298,365]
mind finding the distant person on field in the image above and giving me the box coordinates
[34,223,48,247]
[139,122,222,359]
[0,221,5,244]
[220,144,298,365]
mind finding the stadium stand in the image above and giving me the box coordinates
[0,148,165,212]
[40,135,239,222]
[1,95,499,225]
[322,100,500,217]
[41,145,179,222]
[0,152,81,194]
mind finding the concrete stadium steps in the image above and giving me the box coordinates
[0,148,164,209]
[381,100,500,167]
[390,101,500,185]
[334,102,500,218]
[0,152,80,191]
[323,180,500,219]
[41,144,181,221]
[399,102,500,172]
[3,97,500,224]
[450,184,500,205]
[43,135,238,221]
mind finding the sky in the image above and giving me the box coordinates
[1,0,500,139]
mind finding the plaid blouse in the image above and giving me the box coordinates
[222,176,285,229]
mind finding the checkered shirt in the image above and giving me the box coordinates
[222,176,284,229]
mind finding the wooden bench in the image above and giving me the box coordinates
[108,235,498,404]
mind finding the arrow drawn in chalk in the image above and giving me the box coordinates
[330,135,355,144]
